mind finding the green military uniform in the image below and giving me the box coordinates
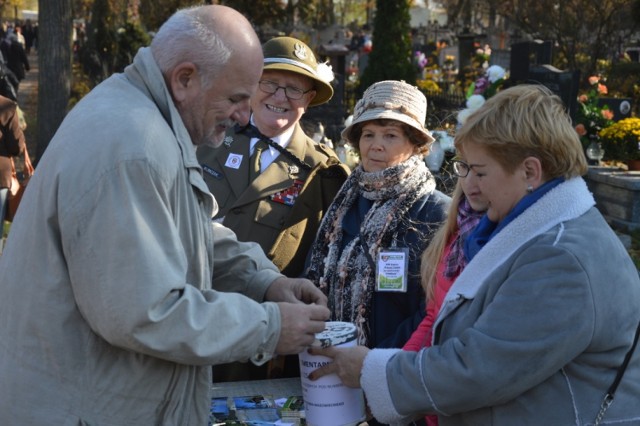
[198,123,349,277]
[199,35,349,382]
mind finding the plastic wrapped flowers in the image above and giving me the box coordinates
[457,65,507,127]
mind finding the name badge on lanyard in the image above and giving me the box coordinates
[376,247,409,292]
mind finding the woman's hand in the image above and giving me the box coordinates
[307,345,370,388]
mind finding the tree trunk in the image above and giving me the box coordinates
[36,0,72,163]
[358,0,414,94]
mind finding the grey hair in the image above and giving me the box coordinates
[150,5,231,89]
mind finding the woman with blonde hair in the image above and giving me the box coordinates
[310,84,640,425]
[403,179,487,426]
[404,181,487,348]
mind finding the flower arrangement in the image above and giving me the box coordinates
[574,76,614,148]
[443,55,455,70]
[457,65,506,126]
[416,78,442,94]
[471,44,491,70]
[413,50,428,78]
[598,117,640,161]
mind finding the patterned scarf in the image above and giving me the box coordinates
[443,196,485,278]
[306,155,436,346]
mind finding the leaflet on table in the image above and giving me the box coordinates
[210,394,304,426]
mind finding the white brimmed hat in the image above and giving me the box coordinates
[342,80,434,145]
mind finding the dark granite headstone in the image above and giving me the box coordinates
[598,97,633,122]
[305,44,350,145]
[527,64,580,122]
[510,40,552,84]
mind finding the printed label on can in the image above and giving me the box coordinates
[299,322,366,426]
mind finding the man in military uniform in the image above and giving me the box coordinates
[198,37,349,279]
[198,36,349,382]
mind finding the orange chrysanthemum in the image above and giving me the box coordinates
[597,83,608,95]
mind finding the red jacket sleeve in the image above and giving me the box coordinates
[402,302,432,351]
[403,238,458,351]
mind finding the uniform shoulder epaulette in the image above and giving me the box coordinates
[315,142,341,160]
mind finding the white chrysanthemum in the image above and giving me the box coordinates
[457,108,473,126]
[486,65,506,83]
[316,62,335,83]
[466,94,486,110]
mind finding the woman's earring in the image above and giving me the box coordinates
[526,185,534,193]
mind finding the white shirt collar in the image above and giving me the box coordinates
[248,117,294,154]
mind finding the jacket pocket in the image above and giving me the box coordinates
[254,198,290,230]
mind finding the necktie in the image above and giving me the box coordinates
[235,123,312,172]
[250,139,269,181]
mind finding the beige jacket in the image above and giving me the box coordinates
[0,47,284,425]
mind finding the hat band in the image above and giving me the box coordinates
[264,57,318,78]
[356,101,423,124]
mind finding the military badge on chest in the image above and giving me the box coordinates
[270,179,305,206]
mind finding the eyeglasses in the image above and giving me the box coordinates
[258,80,313,100]
[452,160,473,177]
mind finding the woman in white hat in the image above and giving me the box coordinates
[306,80,450,349]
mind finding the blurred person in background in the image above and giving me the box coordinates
[0,94,26,223]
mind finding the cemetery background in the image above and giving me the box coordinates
[12,1,635,162]
[3,1,640,266]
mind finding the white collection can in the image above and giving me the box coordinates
[298,321,366,426]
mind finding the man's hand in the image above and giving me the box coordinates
[275,302,330,355]
[265,277,328,306]
[307,345,370,388]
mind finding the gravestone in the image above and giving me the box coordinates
[457,28,475,71]
[305,43,349,145]
[527,64,580,122]
[507,40,580,121]
[598,98,633,122]
[490,48,510,70]
[509,40,552,84]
